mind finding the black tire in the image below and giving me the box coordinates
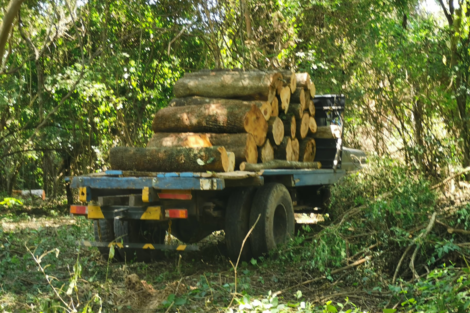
[114,220,166,262]
[225,188,256,262]
[93,219,121,260]
[249,183,295,257]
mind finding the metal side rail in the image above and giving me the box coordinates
[78,240,199,251]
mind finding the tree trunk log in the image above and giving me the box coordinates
[147,133,259,165]
[151,104,268,146]
[309,117,317,134]
[296,112,310,139]
[296,73,311,88]
[308,100,315,116]
[287,103,304,119]
[168,97,272,121]
[312,125,342,139]
[174,71,282,102]
[274,137,293,161]
[308,81,316,98]
[283,115,296,139]
[110,146,230,172]
[258,139,274,163]
[299,138,316,162]
[267,117,284,145]
[291,138,300,161]
[226,152,236,172]
[271,97,279,117]
[279,86,291,113]
[291,88,307,110]
[271,70,296,92]
[240,160,322,171]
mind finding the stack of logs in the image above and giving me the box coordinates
[110,70,341,173]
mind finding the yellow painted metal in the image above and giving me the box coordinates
[142,187,150,202]
[176,245,187,251]
[140,206,161,220]
[108,242,124,248]
[88,205,105,219]
[143,244,155,250]
[79,187,87,202]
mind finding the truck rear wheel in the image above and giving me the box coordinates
[225,188,256,262]
[249,183,295,257]
[114,220,166,262]
[93,219,121,260]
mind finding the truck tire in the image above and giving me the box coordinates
[225,188,256,262]
[93,219,121,260]
[249,183,295,257]
[114,220,166,262]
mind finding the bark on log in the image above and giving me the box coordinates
[308,100,315,116]
[291,88,306,109]
[240,160,322,171]
[274,137,293,161]
[152,104,268,146]
[174,71,282,102]
[110,146,230,172]
[291,138,300,161]
[267,117,284,145]
[299,138,316,162]
[283,115,296,139]
[311,125,342,139]
[296,73,311,88]
[258,139,274,163]
[168,97,272,121]
[309,117,317,134]
[296,112,310,139]
[271,97,279,117]
[279,86,291,113]
[287,103,304,119]
[271,70,296,92]
[147,133,259,165]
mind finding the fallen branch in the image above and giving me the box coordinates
[436,220,470,235]
[431,167,470,190]
[409,212,437,280]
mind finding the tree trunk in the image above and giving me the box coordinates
[110,146,230,172]
[296,112,310,139]
[308,99,315,116]
[291,138,299,161]
[287,103,304,119]
[309,116,317,134]
[274,137,293,161]
[308,81,316,98]
[271,97,279,117]
[174,70,283,102]
[0,0,25,66]
[152,103,268,146]
[312,125,342,139]
[296,73,311,88]
[147,132,258,164]
[299,138,316,162]
[270,70,296,92]
[168,97,272,121]
[240,160,321,171]
[291,88,307,110]
[258,139,274,163]
[284,115,296,139]
[267,117,284,145]
[279,86,291,113]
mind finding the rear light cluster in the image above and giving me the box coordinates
[70,205,87,215]
[165,209,188,219]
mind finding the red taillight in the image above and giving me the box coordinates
[70,205,87,215]
[165,209,188,219]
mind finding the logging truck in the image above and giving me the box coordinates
[67,94,365,262]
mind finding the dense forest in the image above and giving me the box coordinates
[1,0,470,312]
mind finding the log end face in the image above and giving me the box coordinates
[217,146,230,172]
[244,105,268,146]
[309,116,317,134]
[245,134,259,164]
[272,117,284,145]
[300,113,310,139]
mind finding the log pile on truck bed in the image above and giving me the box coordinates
[110,69,343,173]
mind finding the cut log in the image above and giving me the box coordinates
[274,137,293,161]
[296,112,310,139]
[227,152,236,172]
[109,146,230,172]
[299,138,316,162]
[287,103,304,119]
[240,160,322,171]
[291,88,306,110]
[308,81,316,98]
[147,133,212,148]
[312,125,342,139]
[151,104,268,146]
[271,70,297,92]
[308,99,315,116]
[291,138,300,161]
[258,139,274,163]
[267,117,284,145]
[208,133,258,165]
[309,117,317,134]
[279,86,291,113]
[174,71,282,102]
[283,115,296,139]
[168,97,272,121]
[296,73,311,88]
[271,97,279,117]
